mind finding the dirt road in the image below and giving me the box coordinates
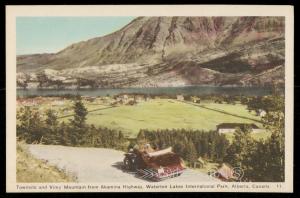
[28,144,218,183]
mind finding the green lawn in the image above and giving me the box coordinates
[82,99,264,137]
[201,102,258,119]
[20,98,268,139]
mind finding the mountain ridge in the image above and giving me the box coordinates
[17,16,285,88]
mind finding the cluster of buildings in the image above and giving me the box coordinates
[80,94,150,106]
[176,95,201,103]
[17,99,39,107]
[17,97,48,107]
[111,94,150,106]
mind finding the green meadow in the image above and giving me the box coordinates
[20,98,269,139]
[76,99,264,138]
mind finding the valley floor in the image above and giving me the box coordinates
[64,99,264,137]
[17,97,270,139]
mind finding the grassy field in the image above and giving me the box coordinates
[77,99,264,137]
[17,142,75,182]
[19,98,269,139]
[200,102,259,120]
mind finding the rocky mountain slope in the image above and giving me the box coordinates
[17,17,285,88]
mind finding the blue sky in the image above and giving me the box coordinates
[16,17,136,55]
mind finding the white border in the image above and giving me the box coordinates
[6,5,294,192]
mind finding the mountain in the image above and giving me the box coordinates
[17,16,285,88]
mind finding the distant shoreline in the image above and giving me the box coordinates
[17,84,275,90]
[16,86,277,97]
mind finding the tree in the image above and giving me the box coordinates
[224,94,285,182]
[45,109,59,126]
[184,142,198,166]
[36,71,49,88]
[70,98,88,145]
[71,99,88,128]
[261,95,285,181]
[248,140,269,181]
[117,131,127,149]
[240,96,249,105]
[215,135,230,162]
[53,79,64,89]
[262,95,284,155]
[58,122,71,146]
[17,107,32,141]
[137,130,147,146]
[247,96,263,112]
[43,109,59,144]
[17,107,45,143]
[224,96,236,105]
[262,95,284,113]
[76,78,97,89]
[247,95,284,113]
[17,79,28,89]
[17,73,30,89]
[88,124,98,146]
[173,141,187,158]
[224,126,256,180]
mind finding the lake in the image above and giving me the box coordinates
[17,86,275,97]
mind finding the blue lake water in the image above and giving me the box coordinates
[17,86,274,97]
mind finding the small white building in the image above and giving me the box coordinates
[217,123,263,134]
[115,94,131,104]
[177,95,184,101]
[258,109,267,117]
[134,95,145,102]
[23,99,37,107]
[52,100,65,106]
[123,94,129,100]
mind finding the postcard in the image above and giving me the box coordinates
[6,5,294,192]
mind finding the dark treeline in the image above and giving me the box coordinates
[17,92,264,101]
[17,100,128,151]
[136,129,230,163]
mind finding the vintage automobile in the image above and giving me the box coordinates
[123,145,185,181]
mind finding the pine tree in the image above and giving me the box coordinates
[17,107,32,141]
[216,135,229,161]
[89,124,97,146]
[173,142,186,158]
[36,71,49,88]
[58,122,71,146]
[184,142,198,166]
[261,98,284,181]
[17,107,44,143]
[45,109,58,126]
[225,126,256,180]
[71,99,88,128]
[70,98,88,145]
[44,109,59,144]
